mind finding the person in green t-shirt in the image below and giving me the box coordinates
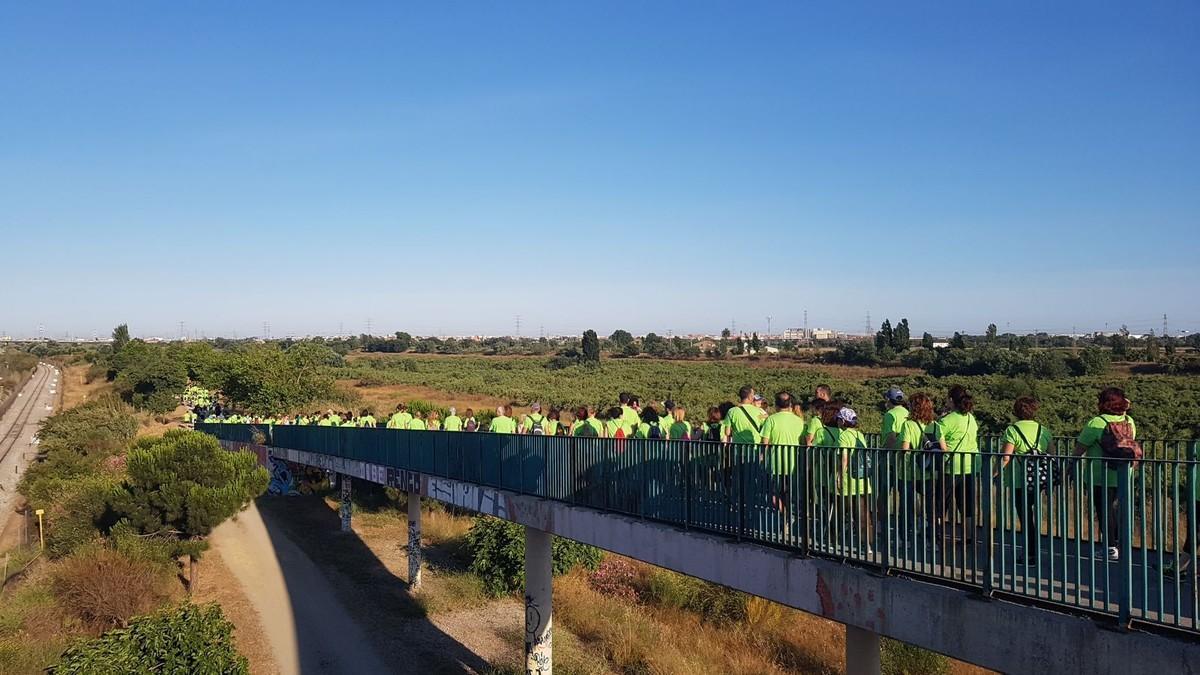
[618,393,641,432]
[1000,396,1053,562]
[603,407,625,438]
[570,405,602,437]
[761,393,805,535]
[803,385,833,445]
[668,406,692,440]
[724,386,765,445]
[898,392,939,552]
[357,409,377,428]
[633,406,665,439]
[818,405,872,554]
[545,408,563,437]
[387,404,412,430]
[659,401,675,436]
[881,387,909,449]
[489,405,517,434]
[407,412,427,431]
[521,403,547,435]
[934,386,979,542]
[443,407,464,432]
[1073,387,1137,562]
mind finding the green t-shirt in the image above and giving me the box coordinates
[545,420,560,436]
[762,411,805,474]
[1001,420,1053,490]
[522,413,547,434]
[443,415,463,432]
[659,415,673,433]
[490,416,518,434]
[634,420,667,439]
[387,412,412,429]
[803,414,824,445]
[621,406,640,430]
[1077,414,1136,488]
[724,404,764,444]
[572,418,603,437]
[408,418,427,431]
[603,419,623,438]
[668,420,692,440]
[816,428,870,495]
[318,418,335,427]
[898,419,935,479]
[881,406,909,448]
[935,412,978,475]
[358,415,376,428]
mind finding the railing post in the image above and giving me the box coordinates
[683,442,691,530]
[880,448,892,574]
[799,444,810,557]
[981,453,994,597]
[737,445,746,541]
[1118,461,1133,629]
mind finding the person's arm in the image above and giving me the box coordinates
[1001,442,1016,468]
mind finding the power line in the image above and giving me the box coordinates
[515,315,522,337]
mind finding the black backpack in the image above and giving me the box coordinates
[647,420,663,440]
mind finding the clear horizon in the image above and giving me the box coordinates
[2,3,1197,339]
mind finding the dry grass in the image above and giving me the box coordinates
[51,546,171,630]
[60,364,109,411]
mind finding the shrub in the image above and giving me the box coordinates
[52,547,170,629]
[466,516,604,597]
[51,603,248,674]
[587,557,639,602]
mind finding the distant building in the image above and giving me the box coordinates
[810,328,837,341]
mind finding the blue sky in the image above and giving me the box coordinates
[1,2,1197,340]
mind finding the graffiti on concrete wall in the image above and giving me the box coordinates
[268,457,299,496]
[426,477,509,518]
[339,474,353,531]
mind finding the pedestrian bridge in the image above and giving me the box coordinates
[198,424,1200,674]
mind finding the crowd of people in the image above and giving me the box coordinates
[196,383,1200,574]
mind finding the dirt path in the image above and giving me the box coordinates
[210,502,392,674]
[211,497,516,674]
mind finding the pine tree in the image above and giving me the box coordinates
[892,319,911,352]
[581,330,601,365]
[875,319,894,351]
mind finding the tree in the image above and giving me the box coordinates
[111,324,130,353]
[1073,346,1111,376]
[875,320,894,351]
[1110,333,1129,358]
[732,336,745,356]
[986,324,998,343]
[922,332,935,350]
[892,319,911,352]
[643,332,668,357]
[113,343,188,413]
[111,430,268,590]
[950,332,967,350]
[1144,332,1161,362]
[608,330,634,351]
[749,332,762,354]
[580,330,601,365]
[721,328,732,339]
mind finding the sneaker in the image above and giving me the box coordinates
[1107,547,1120,562]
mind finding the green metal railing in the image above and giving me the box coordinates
[200,423,1198,635]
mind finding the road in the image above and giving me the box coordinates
[0,363,57,535]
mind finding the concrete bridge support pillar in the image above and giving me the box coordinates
[407,491,423,589]
[846,625,881,675]
[524,526,553,675]
[338,474,352,532]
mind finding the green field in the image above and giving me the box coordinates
[338,355,1200,439]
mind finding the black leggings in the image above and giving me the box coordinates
[939,474,976,525]
[1012,489,1042,553]
[1091,486,1120,547]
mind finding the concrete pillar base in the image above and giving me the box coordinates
[407,491,422,589]
[525,527,553,675]
[846,625,881,675]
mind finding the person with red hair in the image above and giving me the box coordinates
[1074,387,1136,562]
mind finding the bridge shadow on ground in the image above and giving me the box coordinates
[254,493,492,675]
